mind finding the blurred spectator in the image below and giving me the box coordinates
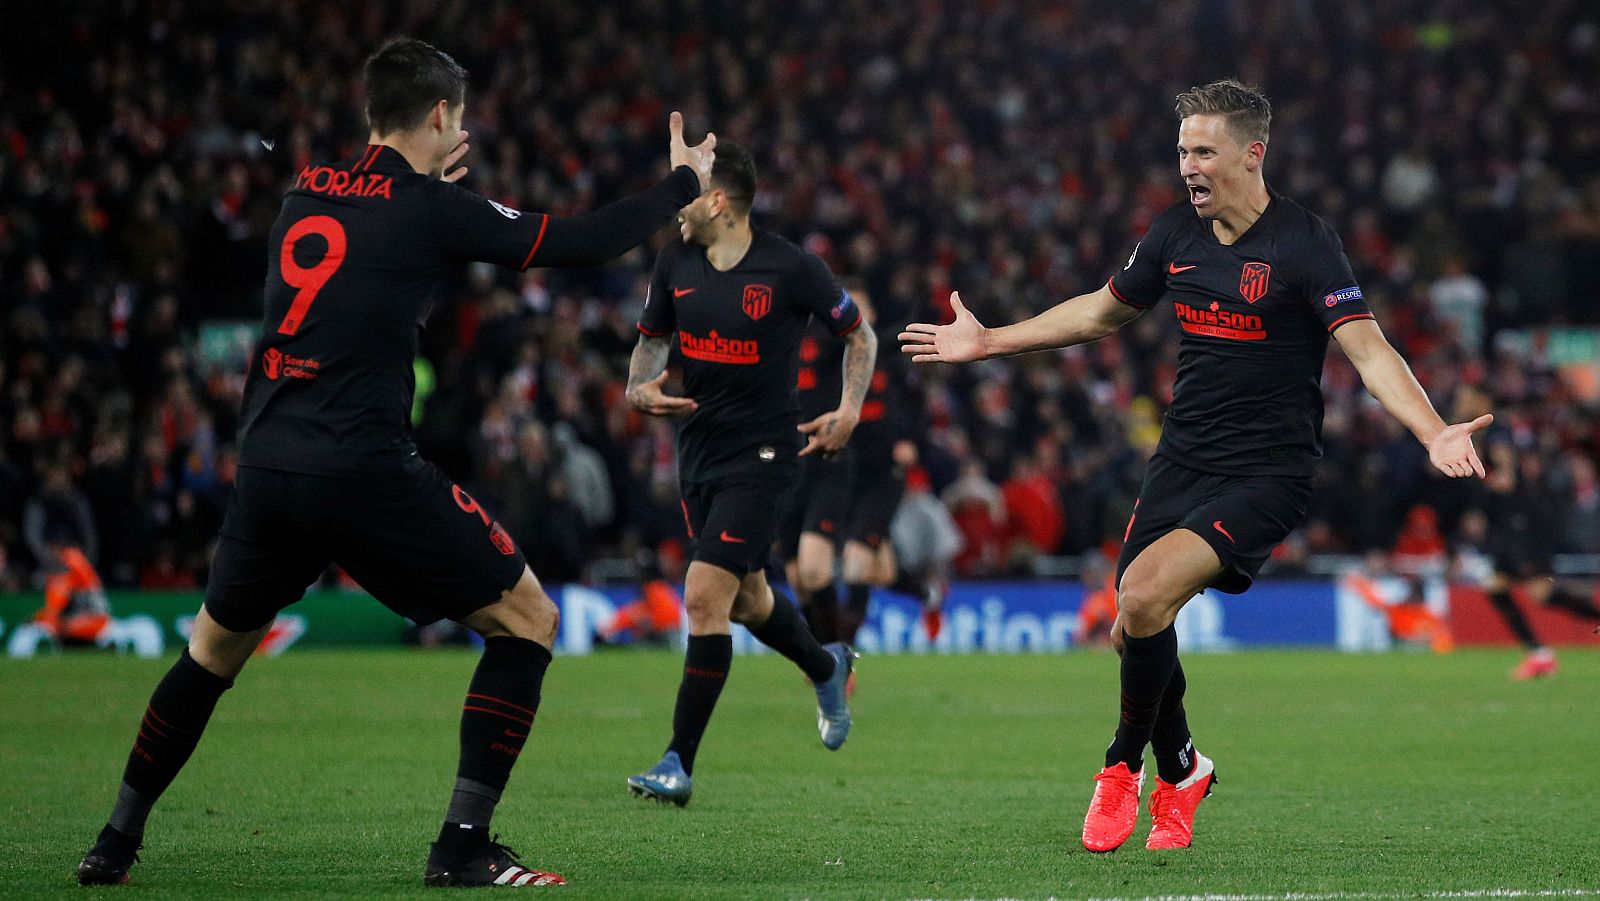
[22,465,98,567]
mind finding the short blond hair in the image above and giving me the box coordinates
[1175,79,1271,145]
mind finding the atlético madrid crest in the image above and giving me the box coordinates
[1239,262,1271,303]
[743,284,773,321]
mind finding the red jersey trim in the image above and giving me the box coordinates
[1327,312,1375,334]
[1107,277,1150,310]
[835,314,863,336]
[521,214,551,270]
[636,323,670,337]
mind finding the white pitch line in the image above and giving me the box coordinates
[896,889,1600,901]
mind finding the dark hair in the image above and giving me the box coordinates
[709,142,756,215]
[363,38,468,135]
[1174,79,1271,145]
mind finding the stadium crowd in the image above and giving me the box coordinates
[2,0,1598,590]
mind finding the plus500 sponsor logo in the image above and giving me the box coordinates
[679,330,760,364]
[1174,302,1267,341]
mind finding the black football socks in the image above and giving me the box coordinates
[1150,658,1196,784]
[802,584,842,643]
[665,633,733,776]
[1487,591,1539,648]
[1105,624,1179,773]
[438,636,551,856]
[106,648,234,838]
[1547,587,1600,622]
[841,582,872,645]
[750,591,837,683]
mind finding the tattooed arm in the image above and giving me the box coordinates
[798,325,877,458]
[626,333,697,417]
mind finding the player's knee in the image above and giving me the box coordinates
[683,588,730,633]
[481,580,559,644]
[795,559,832,593]
[1116,581,1175,637]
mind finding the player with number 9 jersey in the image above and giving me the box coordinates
[76,38,718,891]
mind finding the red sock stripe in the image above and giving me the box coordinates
[144,706,199,737]
[462,705,534,726]
[465,692,538,717]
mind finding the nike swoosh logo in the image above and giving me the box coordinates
[503,729,528,739]
[719,530,746,544]
[1213,520,1235,544]
[1168,263,1197,274]
[673,287,697,298]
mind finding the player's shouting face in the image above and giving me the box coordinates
[678,186,733,246]
[1176,113,1265,222]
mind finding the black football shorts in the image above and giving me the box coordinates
[845,463,905,549]
[777,453,853,559]
[683,465,799,576]
[1117,453,1312,594]
[204,463,527,631]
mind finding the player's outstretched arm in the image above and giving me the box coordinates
[899,284,1140,363]
[520,112,715,269]
[1335,318,1491,479]
[799,325,877,458]
[626,334,697,417]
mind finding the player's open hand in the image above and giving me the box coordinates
[441,130,470,183]
[899,292,988,364]
[627,371,697,417]
[668,111,716,190]
[798,407,860,458]
[1427,413,1493,478]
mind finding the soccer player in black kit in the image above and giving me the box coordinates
[624,144,877,806]
[901,81,1492,852]
[779,313,854,642]
[76,39,716,888]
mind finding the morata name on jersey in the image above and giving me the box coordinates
[295,166,393,200]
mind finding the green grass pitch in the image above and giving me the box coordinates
[3,647,1598,899]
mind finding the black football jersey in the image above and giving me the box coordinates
[238,145,695,478]
[851,323,914,469]
[1107,190,1374,477]
[795,318,845,421]
[638,229,861,482]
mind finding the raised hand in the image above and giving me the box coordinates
[441,129,470,183]
[1427,413,1493,478]
[899,291,988,364]
[627,371,697,417]
[668,111,716,189]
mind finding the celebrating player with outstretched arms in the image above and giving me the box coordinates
[901,79,1490,853]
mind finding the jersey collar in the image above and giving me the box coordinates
[1201,184,1280,248]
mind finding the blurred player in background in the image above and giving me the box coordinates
[778,298,854,644]
[837,287,925,645]
[886,465,963,638]
[77,38,715,888]
[625,143,875,806]
[902,80,1491,853]
[1464,444,1600,679]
